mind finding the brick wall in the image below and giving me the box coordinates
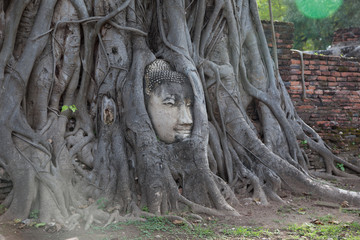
[289,53,360,150]
[332,28,360,46]
[262,21,360,152]
[262,21,294,82]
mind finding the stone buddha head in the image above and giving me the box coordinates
[144,59,193,143]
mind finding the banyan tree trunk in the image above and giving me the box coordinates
[0,0,359,227]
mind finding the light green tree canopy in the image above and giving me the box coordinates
[257,0,360,50]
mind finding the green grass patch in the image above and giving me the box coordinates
[89,214,360,240]
[287,218,360,240]
[223,226,272,238]
[91,216,218,239]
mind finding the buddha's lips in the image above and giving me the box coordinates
[174,127,192,135]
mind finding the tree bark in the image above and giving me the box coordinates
[0,0,359,228]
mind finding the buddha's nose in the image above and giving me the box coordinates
[178,104,193,125]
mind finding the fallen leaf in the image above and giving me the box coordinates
[328,220,340,225]
[341,201,349,208]
[172,219,184,225]
[310,219,324,225]
[35,222,46,228]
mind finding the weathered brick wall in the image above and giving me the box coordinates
[262,21,360,152]
[332,28,360,45]
[289,53,360,149]
[262,20,294,82]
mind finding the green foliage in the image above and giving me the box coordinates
[14,219,21,223]
[300,139,308,149]
[284,0,360,50]
[92,216,218,239]
[336,163,345,171]
[258,0,360,51]
[288,219,360,240]
[295,0,343,19]
[96,197,108,210]
[35,222,46,228]
[61,104,78,113]
[141,206,149,212]
[0,204,6,215]
[136,217,175,237]
[256,0,288,21]
[29,209,39,219]
[223,226,272,238]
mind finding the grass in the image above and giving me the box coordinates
[91,216,218,239]
[223,226,272,238]
[286,215,360,240]
[88,214,360,240]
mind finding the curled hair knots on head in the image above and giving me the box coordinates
[144,59,188,95]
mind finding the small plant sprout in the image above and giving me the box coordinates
[61,104,78,113]
[29,209,39,219]
[336,163,345,172]
[300,140,308,149]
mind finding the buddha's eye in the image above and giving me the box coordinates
[163,98,175,106]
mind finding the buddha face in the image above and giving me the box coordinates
[147,81,193,143]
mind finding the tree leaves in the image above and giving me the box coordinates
[61,104,78,113]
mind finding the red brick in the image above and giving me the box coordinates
[290,86,302,91]
[348,77,360,81]
[349,67,359,71]
[316,121,330,126]
[349,98,360,103]
[344,61,358,67]
[290,69,302,74]
[317,76,327,81]
[309,65,319,70]
[321,71,331,76]
[290,81,300,86]
[297,105,314,110]
[320,95,332,99]
[314,70,321,75]
[328,61,338,65]
[336,90,351,95]
[290,75,300,80]
[320,66,328,71]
